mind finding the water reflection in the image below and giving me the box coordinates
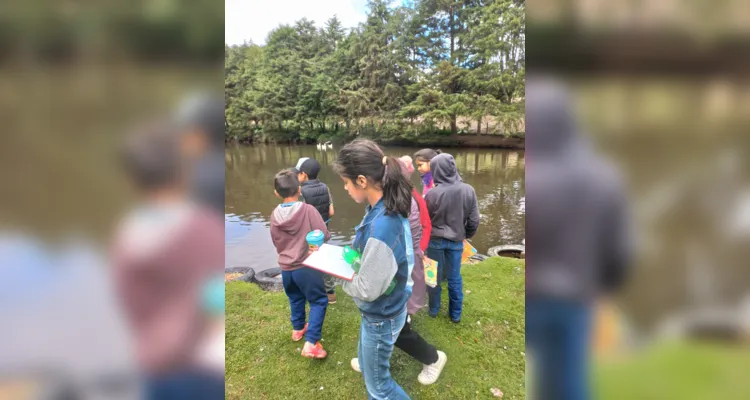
[225,145,525,271]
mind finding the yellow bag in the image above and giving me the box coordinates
[423,256,438,287]
[593,301,623,357]
[461,240,477,264]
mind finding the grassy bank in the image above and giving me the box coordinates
[229,131,525,150]
[226,257,526,399]
[375,134,525,150]
[595,340,750,399]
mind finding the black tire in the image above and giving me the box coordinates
[225,266,255,282]
[254,267,284,292]
[488,245,525,259]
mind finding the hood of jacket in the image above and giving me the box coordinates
[430,153,462,186]
[271,202,307,235]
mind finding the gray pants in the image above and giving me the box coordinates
[324,275,336,294]
[323,221,336,294]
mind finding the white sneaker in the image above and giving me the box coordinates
[351,358,361,373]
[418,350,447,385]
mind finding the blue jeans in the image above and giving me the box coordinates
[358,307,410,400]
[526,297,592,400]
[145,370,224,400]
[281,267,328,344]
[426,238,464,320]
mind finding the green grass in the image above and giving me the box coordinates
[226,257,526,400]
[595,340,750,400]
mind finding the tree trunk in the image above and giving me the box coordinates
[476,116,482,134]
[449,7,455,64]
[449,6,457,136]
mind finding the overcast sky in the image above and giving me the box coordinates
[225,0,369,45]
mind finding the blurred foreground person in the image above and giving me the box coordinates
[526,76,631,400]
[112,122,224,399]
[174,93,225,215]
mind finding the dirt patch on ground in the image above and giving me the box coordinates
[225,272,243,281]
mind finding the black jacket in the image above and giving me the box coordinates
[301,179,332,223]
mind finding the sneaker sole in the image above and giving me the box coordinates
[418,352,447,385]
[292,324,308,342]
[301,352,327,359]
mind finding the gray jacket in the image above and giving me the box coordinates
[424,154,480,242]
[526,77,631,301]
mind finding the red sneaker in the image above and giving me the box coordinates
[301,341,327,359]
[292,323,308,342]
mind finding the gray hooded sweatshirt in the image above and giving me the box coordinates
[526,76,631,301]
[424,154,480,242]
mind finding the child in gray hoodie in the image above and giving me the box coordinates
[424,153,480,323]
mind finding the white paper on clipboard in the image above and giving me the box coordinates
[302,243,356,281]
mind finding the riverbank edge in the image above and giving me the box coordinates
[228,134,525,150]
[225,256,526,399]
[377,134,525,149]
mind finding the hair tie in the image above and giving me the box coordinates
[382,156,387,165]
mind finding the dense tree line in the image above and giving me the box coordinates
[0,1,224,63]
[225,0,525,143]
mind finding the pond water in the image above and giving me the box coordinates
[225,144,526,271]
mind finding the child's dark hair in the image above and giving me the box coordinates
[333,139,413,217]
[413,148,442,162]
[120,121,183,191]
[274,169,300,198]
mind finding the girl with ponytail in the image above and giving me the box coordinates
[332,139,414,399]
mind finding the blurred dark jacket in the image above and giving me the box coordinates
[192,150,225,214]
[526,77,631,301]
[175,93,226,215]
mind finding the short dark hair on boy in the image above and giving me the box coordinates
[120,121,182,191]
[274,169,300,198]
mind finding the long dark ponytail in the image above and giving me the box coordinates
[333,139,413,218]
